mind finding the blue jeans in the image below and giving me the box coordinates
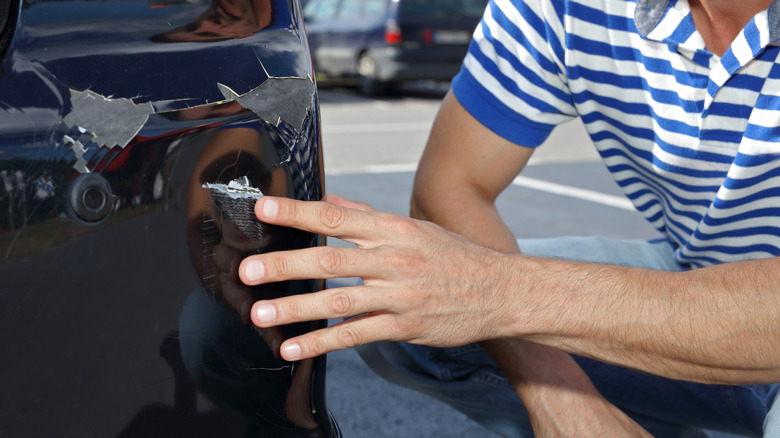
[354,236,780,437]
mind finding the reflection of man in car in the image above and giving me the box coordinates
[180,119,321,432]
[186,122,287,324]
[151,0,273,42]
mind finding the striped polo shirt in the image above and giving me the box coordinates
[452,0,780,268]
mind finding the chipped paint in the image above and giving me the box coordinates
[203,176,265,248]
[218,74,314,132]
[58,63,314,177]
[62,89,154,149]
[62,134,90,174]
[203,176,265,200]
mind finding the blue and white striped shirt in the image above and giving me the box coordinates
[452,0,780,268]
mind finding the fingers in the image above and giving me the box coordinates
[250,287,393,360]
[323,194,376,212]
[250,285,382,329]
[241,194,426,361]
[239,245,379,285]
[254,196,379,241]
[274,314,394,361]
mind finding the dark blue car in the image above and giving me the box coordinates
[0,0,340,436]
[303,0,486,95]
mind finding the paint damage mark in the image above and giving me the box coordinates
[58,89,155,173]
[203,176,265,248]
[58,63,314,175]
[245,365,294,375]
[217,74,315,133]
[217,63,320,201]
[63,89,154,149]
[62,131,90,174]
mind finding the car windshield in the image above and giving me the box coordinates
[400,0,486,19]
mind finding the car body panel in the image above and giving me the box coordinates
[0,0,339,436]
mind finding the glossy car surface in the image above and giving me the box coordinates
[302,0,486,95]
[0,0,339,436]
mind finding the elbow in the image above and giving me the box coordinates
[410,162,439,220]
[409,184,429,221]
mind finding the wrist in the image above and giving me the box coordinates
[493,253,558,339]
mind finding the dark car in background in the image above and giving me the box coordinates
[0,0,340,436]
[302,0,486,95]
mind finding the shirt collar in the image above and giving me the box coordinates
[769,0,780,43]
[634,0,670,37]
[635,0,780,44]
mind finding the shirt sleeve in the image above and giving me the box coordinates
[452,0,577,147]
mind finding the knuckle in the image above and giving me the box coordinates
[354,200,372,210]
[381,214,421,236]
[269,256,294,279]
[328,291,353,316]
[320,204,346,231]
[318,248,348,275]
[282,299,304,320]
[393,317,420,340]
[336,325,362,349]
[284,200,302,224]
[308,332,330,356]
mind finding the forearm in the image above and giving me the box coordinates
[410,91,527,253]
[414,159,780,384]
[415,161,780,385]
[409,134,606,411]
[412,176,649,434]
[505,254,780,384]
[484,338,651,437]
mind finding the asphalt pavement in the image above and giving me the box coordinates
[316,85,746,438]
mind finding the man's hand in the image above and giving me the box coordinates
[238,194,519,361]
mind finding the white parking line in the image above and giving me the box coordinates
[326,163,635,211]
[363,163,420,173]
[511,175,635,211]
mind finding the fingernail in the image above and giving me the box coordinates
[254,303,276,324]
[244,260,265,282]
[261,198,278,219]
[283,342,302,361]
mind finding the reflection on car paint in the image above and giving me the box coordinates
[152,0,275,42]
[0,0,339,436]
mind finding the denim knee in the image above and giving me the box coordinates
[764,390,780,437]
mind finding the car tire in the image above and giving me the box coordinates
[357,52,390,96]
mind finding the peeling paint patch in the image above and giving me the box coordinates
[203,176,265,248]
[62,133,90,174]
[62,89,154,149]
[203,176,264,199]
[218,75,314,132]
